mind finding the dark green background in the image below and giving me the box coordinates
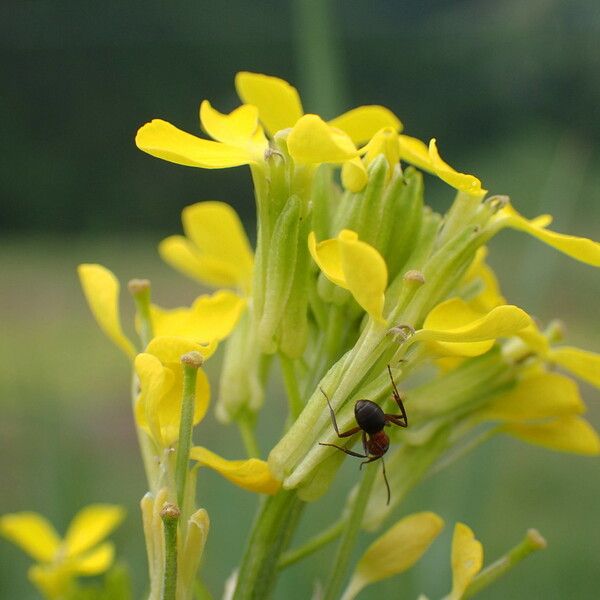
[1,1,599,599]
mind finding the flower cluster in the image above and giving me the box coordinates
[2,72,599,599]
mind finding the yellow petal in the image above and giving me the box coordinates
[182,201,254,291]
[449,523,483,600]
[135,119,256,169]
[145,335,217,363]
[78,264,136,359]
[363,127,400,169]
[398,134,433,172]
[308,230,388,321]
[517,322,550,356]
[288,115,359,164]
[199,101,260,145]
[235,71,303,137]
[417,298,531,356]
[498,204,600,267]
[550,346,600,388]
[341,512,444,600]
[329,105,403,144]
[135,353,170,445]
[429,139,487,196]
[505,416,600,455]
[28,564,73,599]
[461,247,506,312]
[341,157,369,192]
[481,371,584,422]
[64,504,124,557]
[158,236,211,285]
[0,512,61,562]
[136,351,211,446]
[190,447,281,494]
[150,291,246,343]
[71,542,115,575]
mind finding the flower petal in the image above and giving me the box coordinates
[235,72,303,137]
[417,298,531,356]
[135,353,170,445]
[329,106,403,144]
[145,335,217,363]
[71,542,115,575]
[181,201,254,291]
[64,504,125,557]
[461,247,506,312]
[549,346,600,388]
[448,523,483,600]
[480,371,585,421]
[498,204,600,267]
[341,157,369,192]
[308,230,388,321]
[0,512,61,562]
[504,416,600,455]
[28,564,73,599]
[77,264,136,359]
[341,512,444,600]
[150,291,246,343]
[135,119,255,169]
[189,447,281,494]
[429,139,487,196]
[199,101,260,145]
[398,134,434,172]
[288,115,359,164]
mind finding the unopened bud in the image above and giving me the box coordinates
[181,351,204,369]
[128,278,151,296]
[403,270,425,285]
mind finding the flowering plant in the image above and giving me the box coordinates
[3,72,599,600]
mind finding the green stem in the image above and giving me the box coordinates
[280,354,304,421]
[238,417,261,458]
[176,360,200,510]
[463,529,547,599]
[161,504,180,600]
[322,464,378,600]
[233,490,304,600]
[278,518,345,569]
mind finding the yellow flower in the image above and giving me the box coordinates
[158,201,254,293]
[340,512,444,600]
[235,71,401,144]
[397,135,487,196]
[0,505,124,599]
[308,229,388,322]
[494,203,600,267]
[460,247,506,313]
[412,297,532,357]
[134,337,211,447]
[78,263,241,358]
[134,340,282,495]
[447,523,483,600]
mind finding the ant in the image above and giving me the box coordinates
[319,365,408,505]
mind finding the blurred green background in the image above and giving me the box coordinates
[1,1,599,598]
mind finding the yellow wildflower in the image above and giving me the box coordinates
[0,505,124,599]
[447,523,483,600]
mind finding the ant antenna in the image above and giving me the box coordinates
[381,457,391,506]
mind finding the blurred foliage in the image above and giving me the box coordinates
[1,1,599,599]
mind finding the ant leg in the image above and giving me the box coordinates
[319,442,367,459]
[361,432,368,456]
[386,365,408,426]
[320,388,361,438]
[359,455,382,470]
[381,457,391,505]
[384,414,408,428]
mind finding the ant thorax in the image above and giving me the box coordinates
[367,430,390,456]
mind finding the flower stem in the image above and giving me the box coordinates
[161,503,180,600]
[464,529,547,599]
[322,463,378,600]
[280,354,304,421]
[176,355,201,510]
[278,517,345,569]
[233,490,304,600]
[238,416,261,458]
